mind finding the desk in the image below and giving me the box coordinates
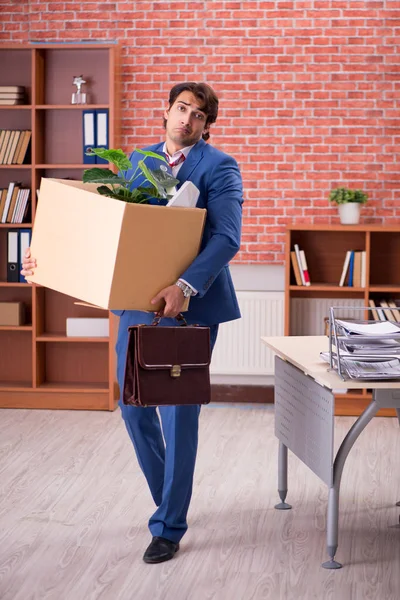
[262,335,400,569]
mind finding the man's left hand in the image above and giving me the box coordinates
[151,284,185,318]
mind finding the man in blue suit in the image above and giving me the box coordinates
[21,81,243,564]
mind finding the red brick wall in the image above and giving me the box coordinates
[1,1,399,263]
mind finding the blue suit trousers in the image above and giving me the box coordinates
[118,314,219,543]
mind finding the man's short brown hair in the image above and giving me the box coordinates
[163,82,219,141]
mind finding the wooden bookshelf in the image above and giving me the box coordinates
[0,43,120,410]
[285,224,400,417]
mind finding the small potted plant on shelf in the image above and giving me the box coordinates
[83,147,179,203]
[328,187,368,225]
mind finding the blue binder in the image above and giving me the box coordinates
[82,110,96,164]
[95,109,109,164]
[348,251,355,287]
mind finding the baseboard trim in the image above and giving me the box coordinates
[211,384,274,404]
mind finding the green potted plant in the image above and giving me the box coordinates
[328,187,368,225]
[82,148,179,203]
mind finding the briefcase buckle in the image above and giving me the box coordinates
[171,365,181,378]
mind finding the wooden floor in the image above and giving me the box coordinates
[0,405,399,600]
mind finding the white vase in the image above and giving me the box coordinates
[338,203,361,225]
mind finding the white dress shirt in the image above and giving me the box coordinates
[162,142,198,296]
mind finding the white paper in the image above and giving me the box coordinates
[336,319,400,337]
[167,181,200,208]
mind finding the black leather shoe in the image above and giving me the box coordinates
[143,536,180,564]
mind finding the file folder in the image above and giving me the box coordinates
[19,229,31,282]
[82,110,96,164]
[95,109,109,164]
[7,230,19,282]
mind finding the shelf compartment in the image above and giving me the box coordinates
[0,330,32,385]
[0,285,32,323]
[0,49,32,103]
[289,230,366,287]
[36,341,109,388]
[0,169,31,193]
[37,48,110,105]
[370,231,400,286]
[35,109,93,165]
[36,288,109,336]
[0,109,31,132]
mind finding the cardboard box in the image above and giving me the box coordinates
[66,317,109,337]
[0,302,25,326]
[28,178,206,311]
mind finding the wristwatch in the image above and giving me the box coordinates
[175,279,194,298]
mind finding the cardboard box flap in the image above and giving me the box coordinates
[29,178,125,307]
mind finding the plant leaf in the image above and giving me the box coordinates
[85,148,132,171]
[96,185,114,196]
[138,160,164,196]
[83,168,125,184]
[135,148,168,163]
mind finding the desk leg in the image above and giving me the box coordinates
[322,401,378,569]
[275,442,292,510]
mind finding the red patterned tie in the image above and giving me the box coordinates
[165,152,185,168]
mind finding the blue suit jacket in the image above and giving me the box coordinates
[114,139,243,326]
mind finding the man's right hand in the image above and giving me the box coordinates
[20,247,36,283]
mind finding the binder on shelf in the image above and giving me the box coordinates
[82,110,96,164]
[19,229,32,283]
[95,109,109,164]
[7,231,19,283]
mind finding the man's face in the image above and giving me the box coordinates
[164,91,209,152]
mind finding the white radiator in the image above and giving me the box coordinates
[210,291,284,376]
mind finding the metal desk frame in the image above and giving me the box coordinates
[263,336,400,569]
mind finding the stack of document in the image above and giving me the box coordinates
[324,319,400,380]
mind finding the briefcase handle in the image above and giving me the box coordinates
[151,313,188,327]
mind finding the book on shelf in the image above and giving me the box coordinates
[292,244,310,286]
[367,298,400,323]
[290,251,302,286]
[0,130,31,165]
[338,250,366,287]
[379,299,395,322]
[0,86,26,105]
[368,299,379,321]
[388,301,400,323]
[0,183,31,224]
